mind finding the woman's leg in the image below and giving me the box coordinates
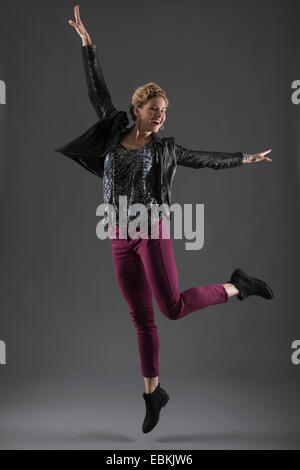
[110,236,160,387]
[135,220,236,320]
[144,376,159,394]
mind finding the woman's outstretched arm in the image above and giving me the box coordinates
[175,143,272,170]
[69,5,117,120]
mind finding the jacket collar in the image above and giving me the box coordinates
[152,131,164,145]
[119,123,164,146]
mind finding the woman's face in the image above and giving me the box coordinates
[134,96,167,132]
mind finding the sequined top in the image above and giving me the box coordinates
[102,141,163,230]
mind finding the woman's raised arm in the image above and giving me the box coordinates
[68,4,117,120]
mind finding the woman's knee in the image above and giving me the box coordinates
[159,302,181,320]
[129,310,158,330]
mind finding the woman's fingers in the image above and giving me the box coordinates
[252,149,272,162]
[258,155,272,162]
[69,5,90,43]
[261,148,272,156]
[74,5,81,24]
[251,150,273,163]
[68,19,81,32]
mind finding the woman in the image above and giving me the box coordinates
[58,5,274,434]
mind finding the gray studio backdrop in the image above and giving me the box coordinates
[0,0,299,450]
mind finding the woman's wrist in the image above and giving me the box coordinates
[82,35,92,47]
[242,153,252,163]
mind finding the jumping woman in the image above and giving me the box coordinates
[55,5,274,434]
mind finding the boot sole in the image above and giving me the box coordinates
[233,268,274,300]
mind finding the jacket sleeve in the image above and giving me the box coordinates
[175,142,244,170]
[82,44,117,120]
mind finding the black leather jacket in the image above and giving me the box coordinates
[54,44,244,207]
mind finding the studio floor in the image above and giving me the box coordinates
[0,375,299,450]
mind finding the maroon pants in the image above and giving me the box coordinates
[110,218,228,378]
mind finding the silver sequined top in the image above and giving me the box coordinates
[102,141,163,229]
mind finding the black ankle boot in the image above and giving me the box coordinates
[228,268,274,301]
[142,383,170,433]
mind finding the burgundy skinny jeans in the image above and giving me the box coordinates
[109,218,228,378]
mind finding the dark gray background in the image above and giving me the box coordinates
[0,0,299,449]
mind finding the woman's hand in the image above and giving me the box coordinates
[244,148,272,164]
[68,5,92,46]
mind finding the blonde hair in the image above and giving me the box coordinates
[130,82,169,121]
